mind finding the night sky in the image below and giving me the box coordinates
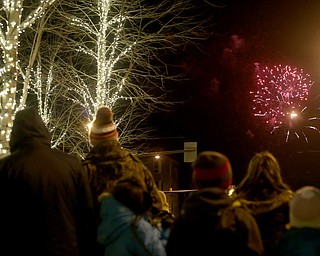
[151,0,320,188]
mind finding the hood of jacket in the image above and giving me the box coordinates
[181,187,234,220]
[238,190,294,215]
[9,107,51,152]
[97,195,136,245]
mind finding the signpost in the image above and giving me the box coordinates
[184,142,197,163]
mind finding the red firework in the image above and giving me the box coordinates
[251,64,319,142]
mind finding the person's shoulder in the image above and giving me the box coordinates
[0,153,10,161]
[52,149,83,164]
[0,153,11,165]
[118,149,143,163]
[0,153,11,171]
[98,192,112,202]
[133,216,162,244]
[287,227,320,235]
[52,148,76,157]
[222,200,258,226]
[231,200,253,214]
[99,194,124,213]
[123,152,149,170]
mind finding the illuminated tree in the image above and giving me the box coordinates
[0,0,216,157]
[31,0,215,156]
[0,0,56,154]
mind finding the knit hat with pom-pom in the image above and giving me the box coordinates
[89,107,118,144]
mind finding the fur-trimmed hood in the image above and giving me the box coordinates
[237,190,294,215]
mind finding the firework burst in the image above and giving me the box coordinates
[251,64,320,142]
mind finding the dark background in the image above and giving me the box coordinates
[150,0,320,189]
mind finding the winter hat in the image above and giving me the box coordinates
[289,186,320,228]
[192,151,232,190]
[89,107,118,145]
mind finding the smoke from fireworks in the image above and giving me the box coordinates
[251,64,320,142]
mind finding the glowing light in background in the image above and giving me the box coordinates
[251,64,320,142]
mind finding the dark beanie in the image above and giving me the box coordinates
[192,151,232,190]
[89,107,118,144]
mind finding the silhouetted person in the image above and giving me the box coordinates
[236,151,294,256]
[272,186,320,256]
[83,107,162,216]
[166,151,264,256]
[82,107,164,254]
[0,107,95,256]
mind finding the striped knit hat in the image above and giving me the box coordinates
[192,151,232,190]
[89,107,118,145]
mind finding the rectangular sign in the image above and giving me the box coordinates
[184,142,197,162]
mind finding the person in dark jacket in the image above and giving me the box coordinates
[235,151,294,256]
[166,151,264,256]
[83,107,163,217]
[272,186,320,256]
[0,107,96,256]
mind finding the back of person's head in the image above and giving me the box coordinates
[289,186,320,228]
[192,151,232,190]
[89,107,118,146]
[112,176,152,215]
[236,151,291,199]
[10,106,51,152]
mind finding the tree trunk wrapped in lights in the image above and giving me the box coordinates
[0,0,56,155]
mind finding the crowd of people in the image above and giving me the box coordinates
[0,106,319,256]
